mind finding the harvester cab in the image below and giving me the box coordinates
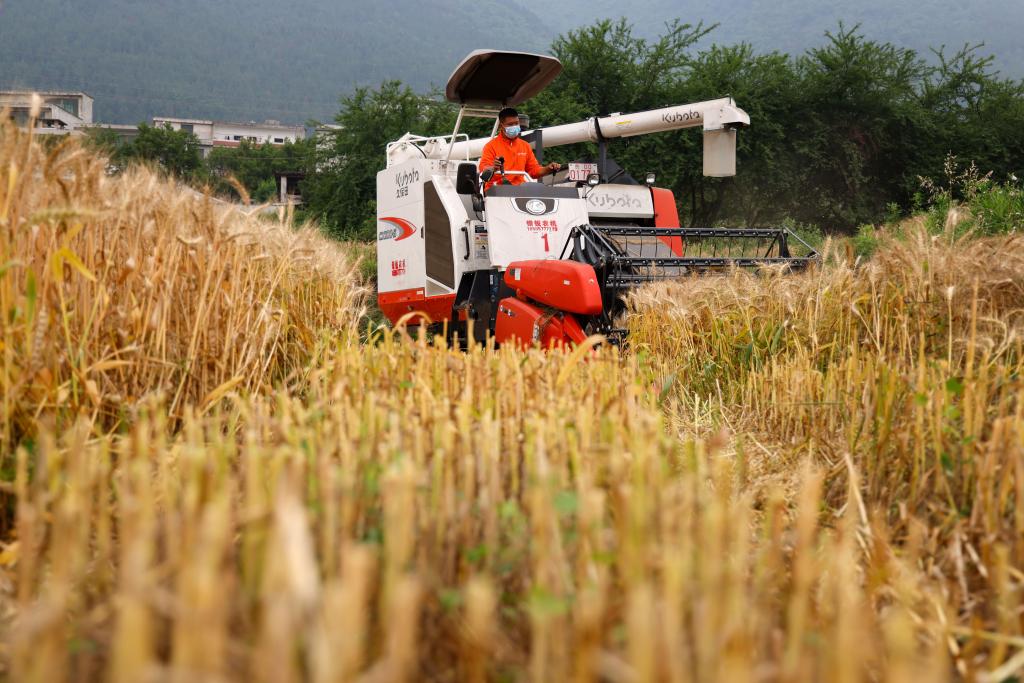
[376,50,817,347]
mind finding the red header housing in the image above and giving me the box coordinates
[504,260,603,316]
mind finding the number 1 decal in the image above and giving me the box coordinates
[541,233,550,252]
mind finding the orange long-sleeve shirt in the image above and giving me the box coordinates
[478,134,543,191]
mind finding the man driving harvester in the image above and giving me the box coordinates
[479,107,561,191]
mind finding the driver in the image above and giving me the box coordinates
[479,107,561,192]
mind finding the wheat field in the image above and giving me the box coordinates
[1,121,1022,682]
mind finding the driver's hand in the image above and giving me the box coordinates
[546,162,562,172]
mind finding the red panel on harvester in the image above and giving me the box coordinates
[495,297,588,349]
[652,187,684,256]
[378,289,455,326]
[503,260,602,315]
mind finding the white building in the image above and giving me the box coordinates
[1,91,94,135]
[150,117,215,146]
[152,117,306,156]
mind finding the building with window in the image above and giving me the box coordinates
[152,117,305,156]
[1,91,94,135]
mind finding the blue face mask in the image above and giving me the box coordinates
[503,124,521,139]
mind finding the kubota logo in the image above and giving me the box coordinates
[662,109,700,124]
[378,217,417,241]
[394,169,419,198]
[394,169,420,187]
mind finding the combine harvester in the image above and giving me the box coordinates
[376,50,817,347]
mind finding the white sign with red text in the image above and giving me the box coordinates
[567,162,598,182]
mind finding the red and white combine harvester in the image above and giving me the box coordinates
[376,50,816,347]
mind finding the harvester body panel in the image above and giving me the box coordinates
[504,260,602,316]
[376,159,428,291]
[495,297,588,350]
[584,184,655,221]
[482,185,589,268]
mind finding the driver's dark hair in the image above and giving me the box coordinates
[497,107,519,122]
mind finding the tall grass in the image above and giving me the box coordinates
[0,121,366,449]
[2,120,1023,681]
[629,232,1024,678]
[6,336,963,682]
[855,159,1023,256]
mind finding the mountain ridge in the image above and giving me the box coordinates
[0,0,1019,124]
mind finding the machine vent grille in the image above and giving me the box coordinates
[424,181,455,289]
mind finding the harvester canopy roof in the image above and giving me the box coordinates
[445,50,562,107]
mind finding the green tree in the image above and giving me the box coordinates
[81,126,126,158]
[529,19,803,227]
[206,139,314,202]
[526,19,713,159]
[920,44,1024,192]
[121,123,203,178]
[302,81,460,240]
[670,44,801,226]
[534,21,1024,231]
[546,19,714,116]
[784,26,932,227]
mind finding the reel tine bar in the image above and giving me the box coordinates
[567,225,818,291]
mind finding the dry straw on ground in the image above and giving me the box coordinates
[1,120,1022,682]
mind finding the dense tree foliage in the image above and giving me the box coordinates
[84,126,314,202]
[302,82,477,241]
[520,0,1024,80]
[304,22,1024,237]
[115,124,204,178]
[206,140,315,202]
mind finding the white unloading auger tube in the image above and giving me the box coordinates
[417,97,750,177]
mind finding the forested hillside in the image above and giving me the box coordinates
[1,0,1021,124]
[0,0,548,123]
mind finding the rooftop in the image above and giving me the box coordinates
[152,116,214,125]
[82,123,139,131]
[0,90,94,100]
[216,120,306,131]
[153,116,304,131]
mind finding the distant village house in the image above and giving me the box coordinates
[152,117,306,157]
[1,90,94,135]
[4,90,309,207]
